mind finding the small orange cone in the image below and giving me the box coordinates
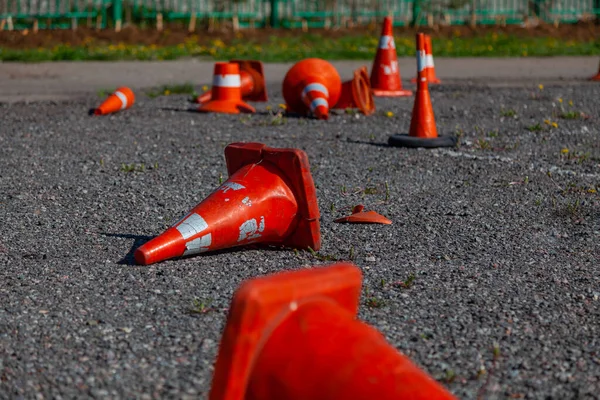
[195,60,268,104]
[333,66,376,116]
[370,16,412,97]
[590,60,600,81]
[134,142,320,265]
[93,87,135,116]
[282,58,342,120]
[334,205,391,224]
[411,34,441,84]
[199,62,255,114]
[388,33,456,149]
[209,263,457,400]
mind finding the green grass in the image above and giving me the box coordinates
[1,33,599,62]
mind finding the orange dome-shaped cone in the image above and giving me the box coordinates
[93,87,135,116]
[133,142,321,265]
[209,263,457,400]
[282,58,342,120]
[388,33,456,149]
[199,62,256,114]
[333,66,376,116]
[370,17,412,97]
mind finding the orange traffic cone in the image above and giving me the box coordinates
[411,34,441,84]
[195,60,268,104]
[199,62,255,114]
[209,263,457,400]
[388,33,456,149]
[333,66,376,116]
[282,58,342,120]
[93,87,135,116]
[370,16,412,97]
[590,60,600,81]
[134,142,320,265]
[334,205,391,224]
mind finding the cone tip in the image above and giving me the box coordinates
[134,247,150,266]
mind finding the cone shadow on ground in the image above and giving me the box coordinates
[100,233,154,265]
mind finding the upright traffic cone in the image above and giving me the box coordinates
[199,62,255,114]
[411,34,441,84]
[370,16,412,97]
[333,66,376,116]
[209,263,457,400]
[93,87,135,116]
[388,33,456,149]
[134,142,320,265]
[282,58,342,120]
[195,60,268,104]
[589,60,600,81]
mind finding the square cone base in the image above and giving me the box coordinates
[388,134,457,148]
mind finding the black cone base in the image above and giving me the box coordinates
[388,134,457,149]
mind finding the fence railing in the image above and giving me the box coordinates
[1,0,599,31]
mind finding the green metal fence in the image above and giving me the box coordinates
[1,0,599,30]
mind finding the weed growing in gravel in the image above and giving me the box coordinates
[444,369,457,384]
[307,247,339,262]
[188,298,215,314]
[146,83,195,98]
[476,138,492,151]
[121,163,146,173]
[395,273,416,289]
[526,123,544,132]
[487,130,499,138]
[363,187,378,195]
[364,289,385,308]
[500,108,516,117]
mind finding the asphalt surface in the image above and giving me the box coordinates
[1,61,599,399]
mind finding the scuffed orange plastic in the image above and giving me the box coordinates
[334,204,392,224]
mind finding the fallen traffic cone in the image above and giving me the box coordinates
[93,87,134,116]
[370,16,412,97]
[282,58,342,120]
[333,66,376,116]
[388,33,456,149]
[411,34,441,84]
[198,62,255,114]
[590,60,600,81]
[134,142,320,265]
[195,60,268,104]
[334,205,391,224]
[209,263,457,400]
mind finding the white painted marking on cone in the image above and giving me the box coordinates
[176,213,208,240]
[426,54,435,67]
[183,233,212,255]
[380,61,398,75]
[241,197,252,207]
[212,74,241,88]
[237,216,265,242]
[378,35,396,49]
[114,91,128,110]
[309,98,328,112]
[219,182,245,193]
[417,50,427,72]
[301,83,328,100]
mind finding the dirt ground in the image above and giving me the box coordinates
[0,20,599,50]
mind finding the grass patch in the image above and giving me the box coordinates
[2,33,599,62]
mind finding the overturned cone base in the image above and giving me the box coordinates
[388,134,457,149]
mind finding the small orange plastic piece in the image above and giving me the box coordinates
[195,60,268,104]
[134,142,320,265]
[93,87,135,115]
[370,16,412,97]
[209,263,457,400]
[198,62,255,114]
[334,204,392,224]
[282,58,342,120]
[333,66,376,116]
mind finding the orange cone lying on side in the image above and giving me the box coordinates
[333,67,376,116]
[209,263,457,400]
[134,142,320,265]
[93,87,135,116]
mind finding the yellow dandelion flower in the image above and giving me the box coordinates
[164,90,171,96]
[202,85,209,92]
[266,105,272,111]
[522,51,528,57]
[551,122,558,128]
[538,84,544,90]
[558,98,563,103]
[587,188,597,194]
[386,111,394,118]
[544,119,550,125]
[487,45,493,51]
[278,104,287,110]
[561,148,569,154]
[568,100,573,106]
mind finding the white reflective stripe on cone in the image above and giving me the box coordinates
[114,91,128,110]
[417,50,427,72]
[302,83,329,100]
[213,74,242,88]
[378,35,396,49]
[309,98,328,112]
[176,213,209,240]
[426,54,435,67]
[183,233,212,255]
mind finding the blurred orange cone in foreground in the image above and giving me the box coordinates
[209,263,457,400]
[134,142,320,265]
[282,58,342,120]
[333,66,376,116]
[411,34,441,84]
[199,62,255,114]
[590,60,600,81]
[93,87,134,116]
[370,16,412,97]
[388,33,456,149]
[334,205,391,224]
[195,60,268,104]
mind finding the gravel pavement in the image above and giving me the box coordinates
[1,59,599,399]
